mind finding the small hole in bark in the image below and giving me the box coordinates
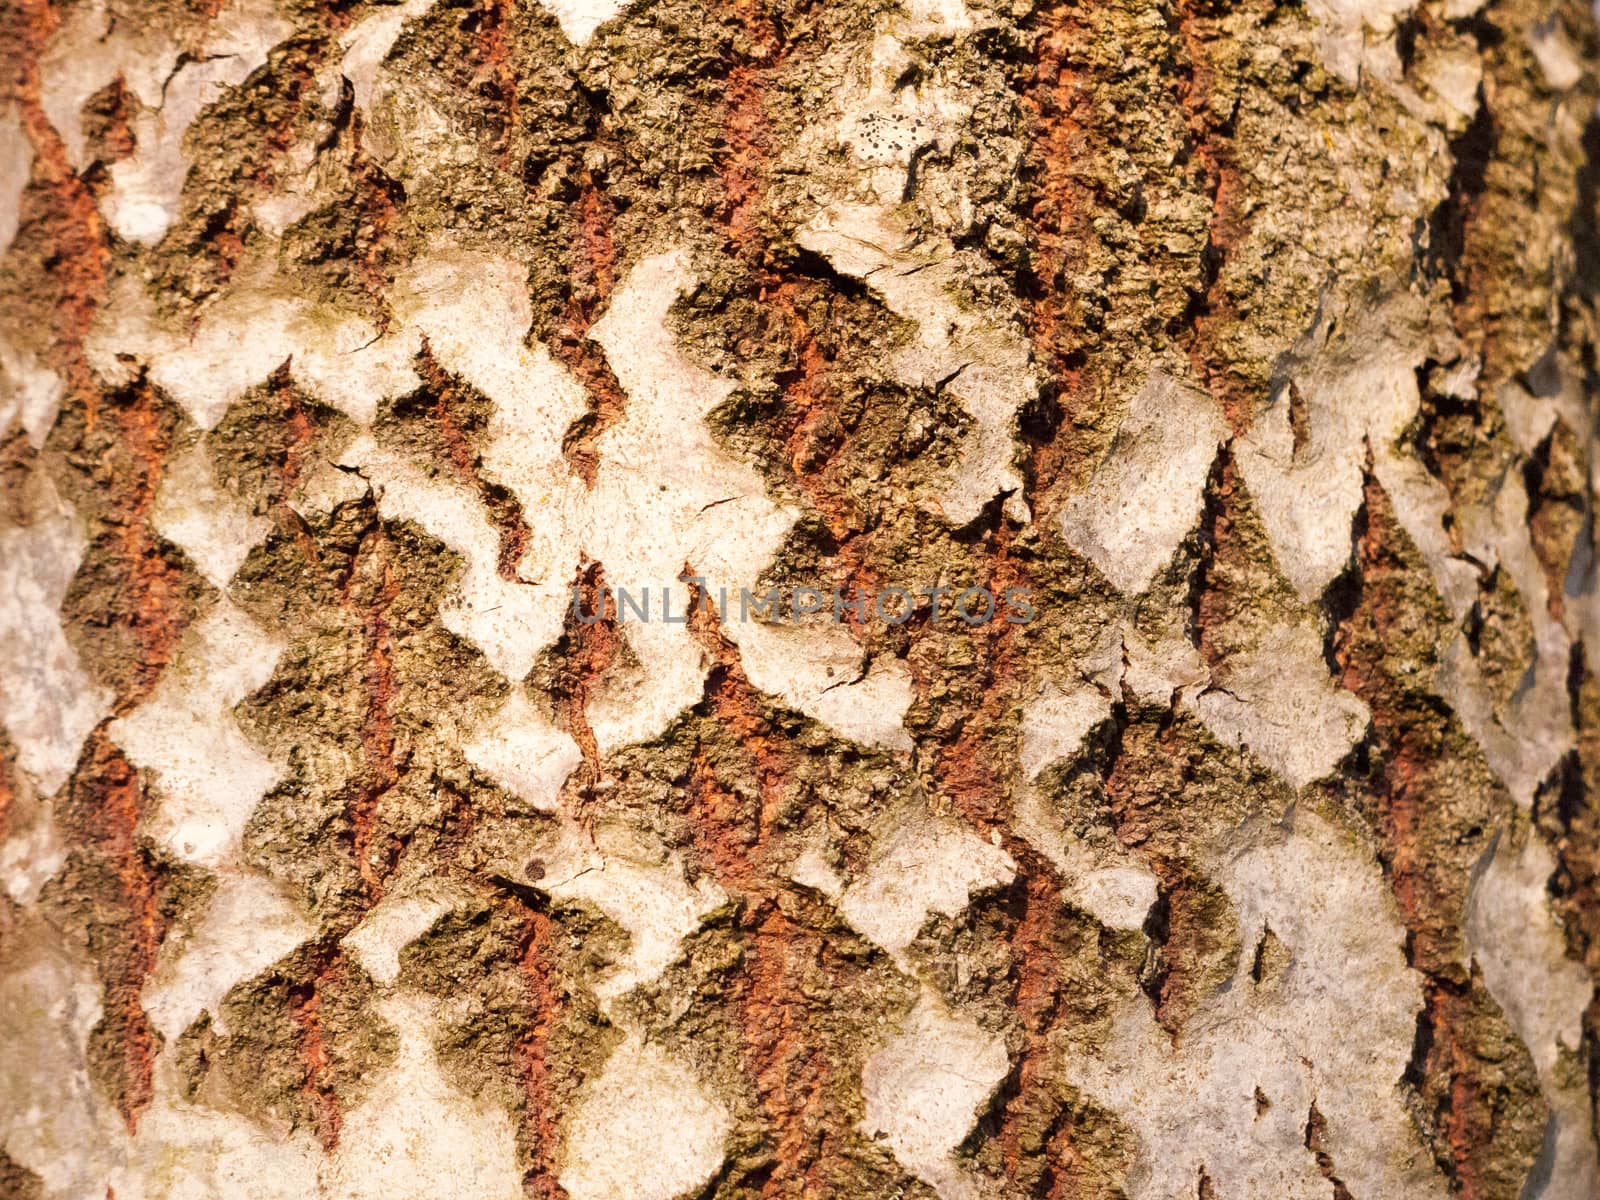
[1288,379,1311,460]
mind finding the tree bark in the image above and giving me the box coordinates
[3,0,1600,1196]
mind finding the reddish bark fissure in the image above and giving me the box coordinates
[61,733,166,1133]
[682,574,849,1197]
[1330,469,1507,1195]
[10,1,108,405]
[93,385,193,707]
[286,946,347,1151]
[1171,0,1252,436]
[514,903,568,1200]
[555,174,627,487]
[417,342,535,580]
[720,0,786,253]
[338,524,402,904]
[718,42,1101,1159]
[1019,0,1092,416]
[49,379,196,1132]
[474,0,521,167]
[712,0,874,577]
[554,560,624,804]
[349,155,405,326]
[0,739,16,859]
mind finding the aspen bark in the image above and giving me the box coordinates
[3,0,1600,1196]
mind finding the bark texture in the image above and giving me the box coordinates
[3,0,1600,1197]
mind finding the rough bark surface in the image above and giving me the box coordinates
[3,0,1600,1197]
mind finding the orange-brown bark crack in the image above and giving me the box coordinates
[681,571,852,1197]
[58,732,167,1132]
[718,0,784,254]
[514,903,568,1200]
[0,734,17,857]
[710,0,888,646]
[907,527,1103,1196]
[474,0,520,168]
[549,560,622,808]
[555,177,625,487]
[286,946,346,1151]
[1171,0,1252,435]
[345,138,406,329]
[10,0,111,408]
[45,375,199,1130]
[1020,0,1093,439]
[1330,467,1544,1194]
[338,525,401,903]
[417,342,534,580]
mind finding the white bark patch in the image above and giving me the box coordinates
[110,601,284,870]
[1087,621,1367,792]
[0,486,113,795]
[108,601,311,1045]
[1065,811,1447,1200]
[1235,303,1428,602]
[87,265,419,429]
[0,335,65,447]
[793,10,1036,528]
[1371,446,1482,622]
[540,819,726,1000]
[1527,19,1584,91]
[799,203,1036,527]
[100,0,294,244]
[463,687,584,814]
[537,0,636,46]
[1016,676,1160,929]
[342,879,476,988]
[348,433,567,683]
[1191,624,1370,789]
[1438,629,1569,810]
[1440,462,1575,809]
[0,766,66,905]
[1121,629,1209,707]
[323,992,526,1200]
[1059,370,1228,595]
[0,922,125,1198]
[40,1,181,169]
[859,987,1009,1200]
[1071,867,1160,931]
[112,1060,323,1200]
[142,873,314,1042]
[581,248,913,751]
[1414,45,1484,131]
[384,246,912,750]
[152,443,272,590]
[1466,832,1600,1200]
[787,840,846,899]
[1305,0,1420,85]
[1020,678,1112,780]
[340,0,439,123]
[1234,296,1488,616]
[391,250,556,435]
[1013,786,1158,932]
[560,1033,732,1200]
[0,109,31,254]
[840,813,1014,960]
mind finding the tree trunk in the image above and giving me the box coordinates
[3,0,1600,1196]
